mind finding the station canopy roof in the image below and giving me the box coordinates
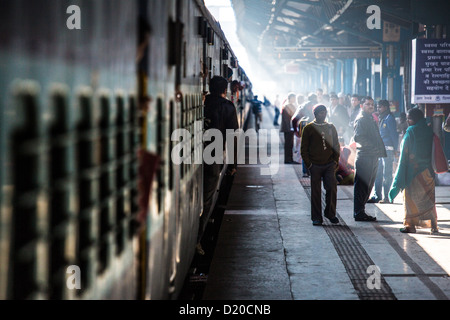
[230,0,450,78]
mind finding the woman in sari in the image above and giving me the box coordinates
[388,108,439,234]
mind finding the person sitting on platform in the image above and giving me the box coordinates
[336,137,354,185]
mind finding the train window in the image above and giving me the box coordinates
[207,57,212,75]
[48,87,75,299]
[98,93,115,273]
[222,64,229,78]
[11,85,42,299]
[168,19,183,67]
[169,100,174,190]
[183,41,187,79]
[180,96,186,180]
[185,94,190,127]
[230,56,238,68]
[197,17,207,37]
[182,95,187,128]
[221,48,229,60]
[76,91,99,293]
[156,98,164,214]
[207,27,214,45]
[115,95,127,255]
[195,94,200,121]
[190,95,196,169]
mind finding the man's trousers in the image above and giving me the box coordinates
[354,155,379,216]
[309,161,337,222]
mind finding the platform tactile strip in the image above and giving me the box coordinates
[293,166,397,300]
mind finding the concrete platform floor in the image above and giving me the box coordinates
[202,105,450,300]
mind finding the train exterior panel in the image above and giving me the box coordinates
[0,0,251,300]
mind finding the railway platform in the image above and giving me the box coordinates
[201,105,450,300]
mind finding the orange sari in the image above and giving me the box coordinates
[403,168,438,230]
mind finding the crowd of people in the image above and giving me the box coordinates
[270,88,444,234]
[202,78,445,236]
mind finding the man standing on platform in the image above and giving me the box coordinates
[301,104,340,226]
[368,100,398,204]
[280,93,297,164]
[352,97,386,221]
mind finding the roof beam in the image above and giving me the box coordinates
[273,45,382,59]
[284,3,383,45]
[289,0,322,6]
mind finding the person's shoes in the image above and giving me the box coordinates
[400,227,416,233]
[327,217,339,224]
[430,228,439,235]
[312,220,323,226]
[302,173,310,178]
[367,197,380,203]
[379,198,391,204]
[354,213,377,222]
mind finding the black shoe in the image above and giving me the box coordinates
[354,213,377,222]
[327,217,339,224]
[367,197,380,203]
[400,227,416,233]
[312,220,323,226]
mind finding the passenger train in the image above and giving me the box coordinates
[0,0,252,299]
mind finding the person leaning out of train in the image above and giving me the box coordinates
[200,76,239,246]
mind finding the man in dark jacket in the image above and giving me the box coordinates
[301,104,340,226]
[369,100,398,203]
[201,76,239,242]
[353,96,386,221]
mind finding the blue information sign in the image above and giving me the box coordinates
[412,39,450,104]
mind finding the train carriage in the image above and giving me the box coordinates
[0,0,251,300]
